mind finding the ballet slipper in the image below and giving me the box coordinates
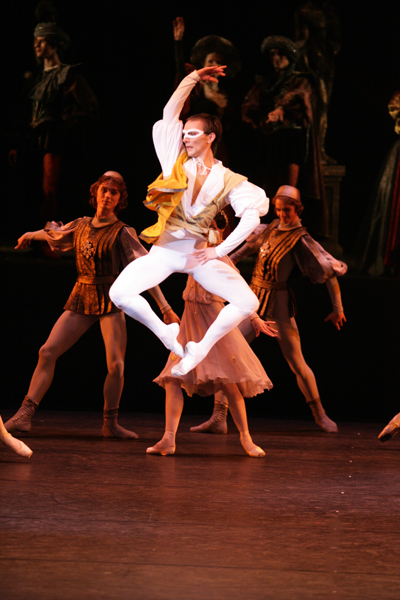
[102,409,139,439]
[0,417,32,458]
[190,403,228,434]
[171,341,201,377]
[4,397,38,433]
[378,413,400,442]
[162,323,184,358]
[240,431,265,458]
[307,398,338,433]
[146,431,176,456]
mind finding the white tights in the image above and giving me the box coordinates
[110,239,259,361]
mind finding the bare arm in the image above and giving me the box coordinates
[324,276,346,330]
[15,229,47,249]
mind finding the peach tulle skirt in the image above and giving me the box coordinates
[154,299,273,398]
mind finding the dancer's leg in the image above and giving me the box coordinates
[275,316,338,433]
[100,312,138,439]
[172,260,259,376]
[223,383,265,458]
[0,415,32,458]
[146,380,184,456]
[110,250,184,357]
[5,311,97,433]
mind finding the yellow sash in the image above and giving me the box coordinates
[140,152,189,244]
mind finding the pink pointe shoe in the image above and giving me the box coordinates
[0,416,32,458]
[146,432,176,456]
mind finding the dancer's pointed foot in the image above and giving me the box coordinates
[0,429,33,458]
[378,413,400,442]
[190,403,228,434]
[171,341,201,377]
[164,323,184,358]
[307,399,338,433]
[146,431,176,456]
[240,432,265,458]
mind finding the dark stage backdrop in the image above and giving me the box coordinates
[1,1,400,424]
[2,0,400,246]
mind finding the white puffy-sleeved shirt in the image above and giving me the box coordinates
[152,71,269,257]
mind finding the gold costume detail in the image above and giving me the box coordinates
[140,151,190,244]
[65,218,126,315]
[140,151,247,243]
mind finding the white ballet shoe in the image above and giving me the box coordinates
[171,341,200,377]
[164,323,184,358]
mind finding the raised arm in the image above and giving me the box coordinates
[153,66,226,176]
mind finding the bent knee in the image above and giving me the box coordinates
[240,291,259,316]
[109,280,125,309]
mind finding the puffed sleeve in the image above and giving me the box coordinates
[119,226,149,268]
[152,71,200,178]
[295,235,348,283]
[214,183,270,257]
[44,218,82,252]
[227,180,269,219]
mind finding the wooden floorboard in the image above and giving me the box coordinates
[1,411,399,600]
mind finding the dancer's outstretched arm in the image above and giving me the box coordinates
[15,229,47,248]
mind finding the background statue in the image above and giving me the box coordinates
[242,35,327,236]
[294,1,342,165]
[355,91,400,276]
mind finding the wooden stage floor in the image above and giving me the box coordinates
[1,411,399,600]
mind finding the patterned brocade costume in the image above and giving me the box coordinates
[250,219,307,319]
[45,217,149,315]
[232,218,347,323]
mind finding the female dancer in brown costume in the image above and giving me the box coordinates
[192,185,346,435]
[5,172,179,439]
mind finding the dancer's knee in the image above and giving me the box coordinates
[107,358,124,379]
[240,291,259,317]
[109,279,127,310]
[38,344,57,366]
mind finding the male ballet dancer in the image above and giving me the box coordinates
[110,65,269,376]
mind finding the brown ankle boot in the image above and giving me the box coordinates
[4,397,39,433]
[190,402,228,434]
[102,408,139,439]
[307,398,338,433]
